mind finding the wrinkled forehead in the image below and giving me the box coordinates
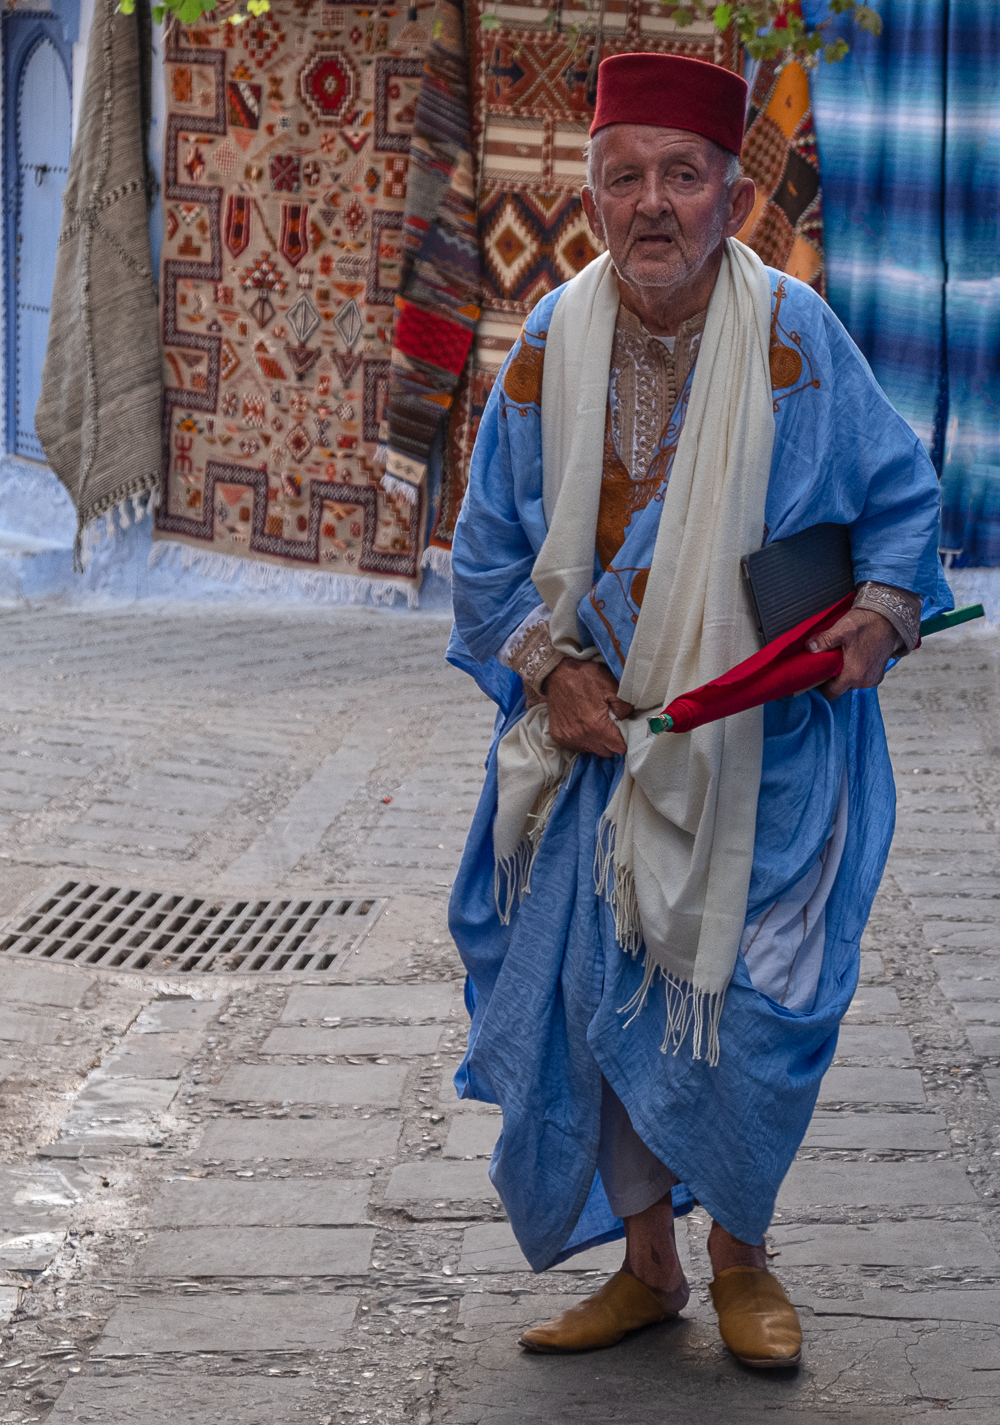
[588,124,719,183]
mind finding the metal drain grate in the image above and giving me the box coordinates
[0,882,387,975]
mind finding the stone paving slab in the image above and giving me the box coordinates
[100,1048,186,1079]
[281,983,462,1024]
[0,1227,67,1269]
[260,1024,444,1056]
[94,1291,359,1353]
[802,1112,949,1151]
[72,1077,180,1117]
[938,979,1000,1001]
[196,1114,401,1161]
[225,739,376,883]
[385,1159,494,1203]
[779,1160,977,1207]
[147,1177,371,1226]
[0,961,92,1008]
[209,1063,407,1105]
[950,1000,1000,1023]
[925,925,1000,949]
[49,1373,326,1423]
[134,1000,222,1034]
[795,1289,1000,1325]
[0,1168,100,1235]
[0,1008,65,1044]
[458,1223,640,1276]
[915,897,1000,919]
[966,1026,1000,1054]
[771,1219,999,1267]
[929,952,1000,979]
[843,987,902,1020]
[445,1116,500,1159]
[135,1226,375,1276]
[833,1025,914,1060]
[59,822,196,853]
[818,1067,925,1103]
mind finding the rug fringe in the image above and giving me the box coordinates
[380,471,420,505]
[148,539,421,607]
[421,544,453,580]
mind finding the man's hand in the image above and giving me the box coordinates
[807,608,902,702]
[542,659,634,757]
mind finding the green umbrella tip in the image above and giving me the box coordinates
[648,714,674,735]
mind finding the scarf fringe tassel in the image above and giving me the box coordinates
[595,813,724,1066]
[494,776,566,925]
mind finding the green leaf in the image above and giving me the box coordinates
[828,0,857,13]
[116,0,136,13]
[247,0,271,14]
[855,5,882,35]
[175,0,210,23]
[433,18,443,38]
[824,38,850,63]
[673,6,695,26]
[712,4,732,30]
[151,2,167,18]
[480,13,501,30]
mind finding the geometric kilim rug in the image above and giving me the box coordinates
[429,0,737,553]
[153,4,431,604]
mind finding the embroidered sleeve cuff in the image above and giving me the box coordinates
[854,581,923,653]
[498,606,564,693]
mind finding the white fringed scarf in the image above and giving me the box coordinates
[493,240,775,1064]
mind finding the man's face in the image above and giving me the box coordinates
[582,125,753,297]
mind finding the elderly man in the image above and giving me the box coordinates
[446,53,949,1368]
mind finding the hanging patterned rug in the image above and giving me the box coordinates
[152,3,431,603]
[736,57,825,295]
[382,0,739,562]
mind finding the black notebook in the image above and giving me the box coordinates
[742,523,855,645]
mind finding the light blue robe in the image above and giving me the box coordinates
[446,268,951,1271]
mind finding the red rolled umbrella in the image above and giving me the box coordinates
[648,593,855,735]
[647,599,985,736]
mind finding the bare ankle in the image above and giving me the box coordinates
[622,1194,688,1304]
[708,1220,766,1275]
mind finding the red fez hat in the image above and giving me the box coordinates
[590,53,748,156]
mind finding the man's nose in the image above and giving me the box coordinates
[634,174,671,219]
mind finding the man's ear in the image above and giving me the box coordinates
[582,186,604,243]
[726,176,757,239]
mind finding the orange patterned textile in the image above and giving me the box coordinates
[153,5,433,603]
[736,58,825,295]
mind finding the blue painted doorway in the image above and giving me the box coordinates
[2,5,77,461]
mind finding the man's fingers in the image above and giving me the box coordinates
[609,698,634,720]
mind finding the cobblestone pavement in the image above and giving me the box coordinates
[0,604,998,1424]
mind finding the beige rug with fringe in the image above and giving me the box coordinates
[152,4,431,604]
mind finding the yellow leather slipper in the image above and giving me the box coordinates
[709,1266,802,1368]
[519,1270,674,1353]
